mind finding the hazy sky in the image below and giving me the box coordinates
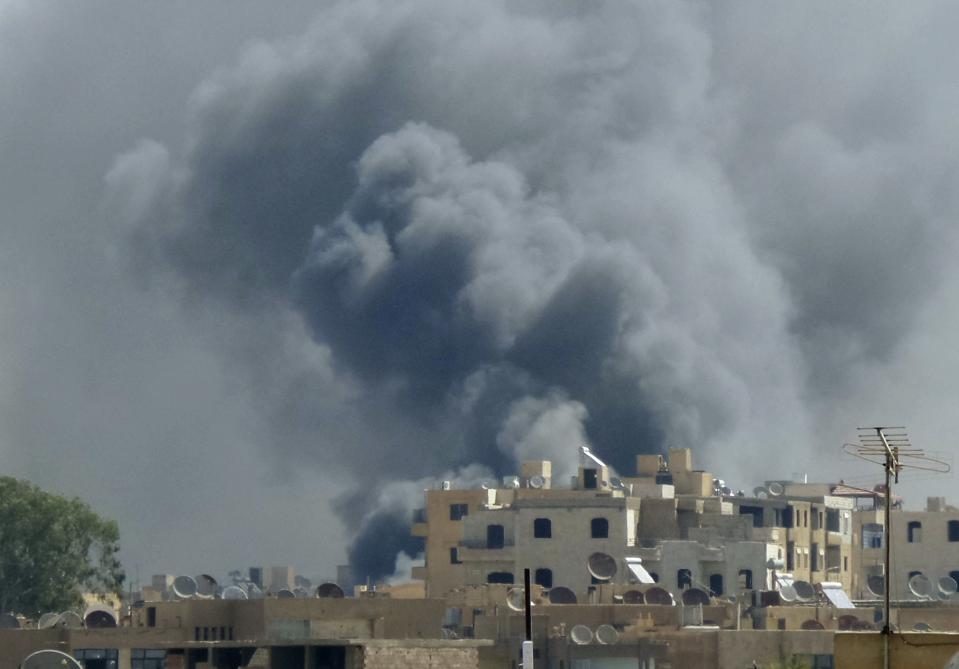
[3,1,959,584]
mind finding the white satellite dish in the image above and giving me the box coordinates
[316,582,345,599]
[83,607,117,629]
[548,587,577,604]
[793,581,816,602]
[595,624,619,645]
[681,588,711,606]
[246,583,264,599]
[0,612,20,629]
[779,585,798,603]
[909,574,934,599]
[172,575,198,599]
[644,587,675,606]
[276,589,295,598]
[529,475,546,489]
[36,613,60,630]
[866,575,885,597]
[570,624,593,645]
[54,611,83,629]
[506,588,529,612]
[22,650,83,669]
[195,574,218,598]
[914,621,933,631]
[587,552,617,581]
[767,482,785,496]
[221,585,248,600]
[940,577,958,596]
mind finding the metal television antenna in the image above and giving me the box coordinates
[843,426,950,667]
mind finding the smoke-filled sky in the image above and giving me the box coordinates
[3,1,959,584]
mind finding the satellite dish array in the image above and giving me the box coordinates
[21,651,83,669]
[27,608,116,630]
[168,574,345,600]
[778,579,816,604]
[569,623,620,645]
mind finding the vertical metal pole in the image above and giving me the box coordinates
[522,568,533,669]
[881,430,892,669]
[524,568,532,640]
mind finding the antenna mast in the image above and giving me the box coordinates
[844,426,950,669]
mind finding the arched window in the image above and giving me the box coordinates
[738,569,753,589]
[533,518,552,539]
[487,572,514,584]
[591,517,609,539]
[535,568,553,588]
[487,524,505,549]
[677,568,692,589]
[709,574,724,596]
[948,520,959,542]
[908,521,922,543]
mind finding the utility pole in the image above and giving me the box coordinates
[845,427,950,669]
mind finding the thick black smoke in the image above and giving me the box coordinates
[108,1,959,579]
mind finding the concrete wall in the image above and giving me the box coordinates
[361,642,480,669]
[835,631,959,669]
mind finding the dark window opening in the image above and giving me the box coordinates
[677,568,692,589]
[949,570,959,585]
[648,572,659,583]
[450,547,462,564]
[487,571,514,584]
[811,543,820,572]
[826,510,841,533]
[533,518,552,538]
[450,504,469,521]
[908,521,922,543]
[948,520,959,542]
[739,505,764,528]
[786,542,795,571]
[709,574,724,596]
[583,468,598,489]
[535,568,553,588]
[591,517,609,539]
[783,507,794,528]
[146,607,156,627]
[738,569,753,589]
[487,524,505,549]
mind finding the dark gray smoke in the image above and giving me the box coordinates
[106,1,959,579]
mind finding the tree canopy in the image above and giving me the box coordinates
[0,476,124,616]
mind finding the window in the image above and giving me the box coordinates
[648,572,659,583]
[487,524,505,549]
[783,507,794,529]
[740,505,764,528]
[450,504,469,521]
[535,568,553,588]
[738,569,753,589]
[146,607,156,627]
[677,569,692,589]
[583,468,598,489]
[844,556,848,572]
[826,510,841,533]
[811,543,819,572]
[450,547,462,564]
[591,517,609,539]
[709,574,724,596]
[949,570,959,585]
[863,523,883,549]
[487,571,514,584]
[908,521,922,543]
[948,520,959,542]
[804,510,809,527]
[786,542,795,571]
[533,518,552,538]
[132,649,166,669]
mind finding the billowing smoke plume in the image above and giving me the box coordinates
[108,1,959,580]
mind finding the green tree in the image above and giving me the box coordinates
[0,476,124,615]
